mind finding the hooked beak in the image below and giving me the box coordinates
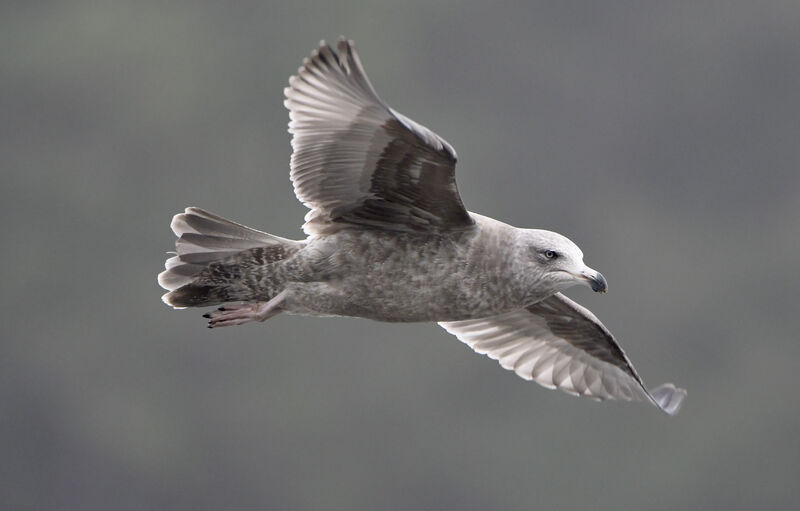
[580,268,608,293]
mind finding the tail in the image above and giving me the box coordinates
[158,207,301,308]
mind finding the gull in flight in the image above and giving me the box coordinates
[158,38,686,415]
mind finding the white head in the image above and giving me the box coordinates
[516,228,607,298]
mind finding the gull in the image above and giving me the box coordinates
[158,38,686,415]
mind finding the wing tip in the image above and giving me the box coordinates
[650,383,687,416]
[336,36,355,54]
[285,36,363,102]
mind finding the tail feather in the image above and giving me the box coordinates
[158,207,300,307]
[158,256,206,291]
[170,207,294,243]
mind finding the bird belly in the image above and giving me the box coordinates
[282,229,522,322]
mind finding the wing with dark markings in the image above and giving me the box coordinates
[439,293,686,415]
[284,38,473,234]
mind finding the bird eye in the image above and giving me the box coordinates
[544,250,558,260]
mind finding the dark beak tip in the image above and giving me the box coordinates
[590,272,608,293]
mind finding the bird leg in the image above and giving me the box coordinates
[204,290,288,328]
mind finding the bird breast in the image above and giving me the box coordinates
[291,217,529,322]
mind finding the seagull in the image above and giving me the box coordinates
[158,38,686,415]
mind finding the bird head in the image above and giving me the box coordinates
[517,229,607,295]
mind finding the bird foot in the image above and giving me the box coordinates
[203,291,287,328]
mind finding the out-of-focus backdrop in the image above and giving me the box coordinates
[3,1,799,509]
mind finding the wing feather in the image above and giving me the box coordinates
[440,293,687,415]
[284,38,473,234]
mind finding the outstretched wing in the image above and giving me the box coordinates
[439,293,686,415]
[284,38,474,234]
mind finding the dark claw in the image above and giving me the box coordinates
[202,313,211,318]
[218,307,226,311]
[207,325,213,329]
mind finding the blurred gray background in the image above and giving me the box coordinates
[3,1,799,509]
